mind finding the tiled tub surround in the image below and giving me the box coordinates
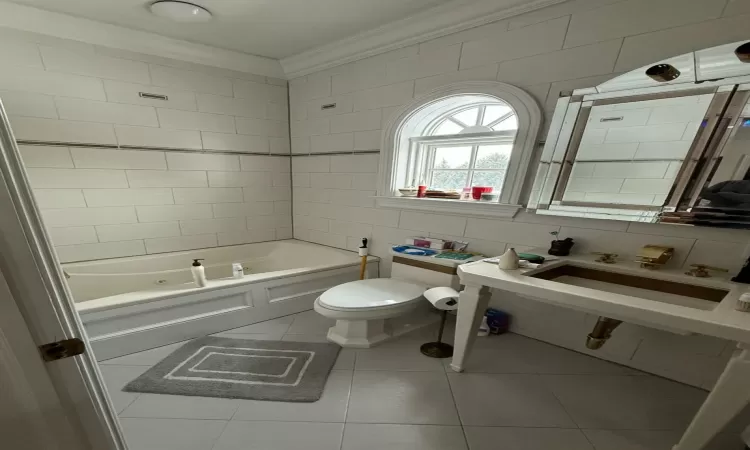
[0,26,293,262]
[289,0,750,389]
[24,146,292,262]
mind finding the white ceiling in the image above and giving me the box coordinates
[7,0,455,59]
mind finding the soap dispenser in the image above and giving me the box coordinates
[191,259,207,287]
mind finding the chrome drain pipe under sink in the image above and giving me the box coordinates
[586,316,623,350]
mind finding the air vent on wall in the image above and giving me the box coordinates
[139,92,169,101]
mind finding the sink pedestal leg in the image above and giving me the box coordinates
[673,342,750,450]
[450,284,491,373]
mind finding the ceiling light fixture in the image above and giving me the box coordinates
[150,1,212,23]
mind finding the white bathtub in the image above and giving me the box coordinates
[67,240,379,360]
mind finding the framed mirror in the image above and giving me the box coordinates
[529,40,750,229]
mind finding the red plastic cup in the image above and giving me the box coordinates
[471,186,492,200]
[417,185,427,198]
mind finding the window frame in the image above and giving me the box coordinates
[407,134,517,193]
[376,81,542,219]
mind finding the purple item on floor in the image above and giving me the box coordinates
[485,308,509,335]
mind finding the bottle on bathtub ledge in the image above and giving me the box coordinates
[232,263,244,279]
[191,259,207,287]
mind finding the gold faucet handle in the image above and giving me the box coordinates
[592,252,618,263]
[685,264,729,277]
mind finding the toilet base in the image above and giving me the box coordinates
[315,301,441,348]
[326,319,391,348]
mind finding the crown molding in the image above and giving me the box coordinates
[0,1,284,78]
[280,0,567,79]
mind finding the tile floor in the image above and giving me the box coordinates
[99,310,748,450]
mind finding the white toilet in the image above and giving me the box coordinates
[314,252,462,348]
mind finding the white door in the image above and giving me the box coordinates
[0,103,126,449]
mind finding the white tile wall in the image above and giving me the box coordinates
[150,65,232,96]
[42,207,138,227]
[460,16,568,70]
[0,65,106,100]
[33,189,86,208]
[10,117,117,145]
[196,93,265,118]
[310,133,354,154]
[201,133,270,153]
[71,148,167,170]
[156,109,235,133]
[19,145,73,168]
[16,144,290,262]
[288,0,750,387]
[96,222,181,242]
[172,188,243,204]
[166,153,239,172]
[144,234,218,254]
[55,240,146,262]
[31,150,291,260]
[83,188,174,207]
[126,170,207,188]
[207,172,272,187]
[27,168,129,188]
[41,47,150,84]
[48,226,98,245]
[56,98,159,127]
[0,91,58,119]
[235,118,287,137]
[114,126,202,150]
[0,30,289,157]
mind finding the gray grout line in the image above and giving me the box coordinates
[443,366,472,449]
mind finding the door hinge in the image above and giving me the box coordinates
[39,338,86,362]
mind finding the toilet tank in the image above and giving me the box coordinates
[390,253,462,290]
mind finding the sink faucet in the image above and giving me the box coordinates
[685,264,728,278]
[635,245,673,270]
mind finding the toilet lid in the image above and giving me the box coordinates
[319,279,426,311]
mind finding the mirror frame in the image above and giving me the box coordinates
[528,40,750,228]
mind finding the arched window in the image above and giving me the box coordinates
[377,82,542,218]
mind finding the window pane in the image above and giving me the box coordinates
[492,115,518,131]
[472,170,507,190]
[475,145,512,169]
[483,105,513,125]
[432,170,469,190]
[453,108,479,126]
[434,146,471,169]
[433,120,463,135]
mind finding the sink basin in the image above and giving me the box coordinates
[526,264,730,311]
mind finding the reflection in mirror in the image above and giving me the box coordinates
[563,94,713,207]
[528,39,750,229]
[686,99,750,224]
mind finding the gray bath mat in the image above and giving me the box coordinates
[123,336,340,402]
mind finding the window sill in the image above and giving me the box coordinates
[375,196,522,219]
